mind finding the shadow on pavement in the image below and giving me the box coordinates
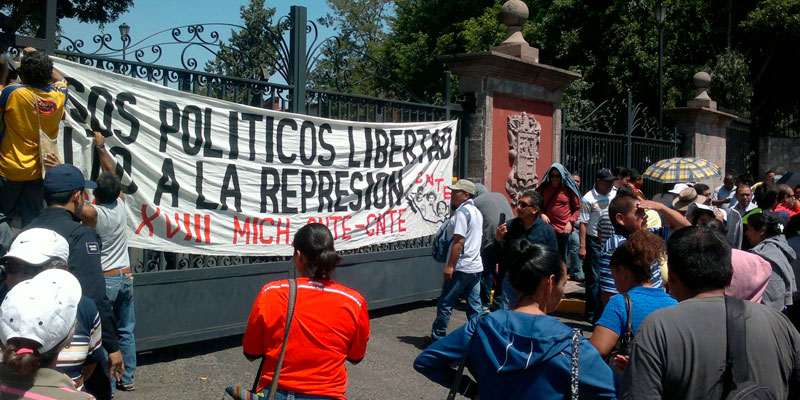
[136,334,244,367]
[397,335,429,351]
[369,299,437,318]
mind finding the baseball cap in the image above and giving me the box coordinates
[0,228,69,266]
[449,179,476,195]
[668,183,690,195]
[43,164,97,194]
[0,269,81,353]
[596,168,616,181]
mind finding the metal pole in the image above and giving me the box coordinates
[658,23,664,138]
[289,6,307,114]
[626,90,633,169]
[445,72,451,121]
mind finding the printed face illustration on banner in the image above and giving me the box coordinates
[53,58,456,256]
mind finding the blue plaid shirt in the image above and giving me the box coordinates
[598,227,670,294]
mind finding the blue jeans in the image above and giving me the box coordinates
[431,271,481,340]
[567,230,583,277]
[105,273,136,388]
[582,236,604,322]
[0,177,44,253]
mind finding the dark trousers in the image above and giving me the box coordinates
[582,236,604,322]
[555,232,569,260]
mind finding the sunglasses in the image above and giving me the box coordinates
[517,201,533,209]
[550,174,562,179]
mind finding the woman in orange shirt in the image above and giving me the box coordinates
[243,223,371,400]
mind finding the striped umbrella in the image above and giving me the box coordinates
[643,157,721,183]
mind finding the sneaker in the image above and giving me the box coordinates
[422,335,436,348]
[570,274,585,283]
[115,383,135,392]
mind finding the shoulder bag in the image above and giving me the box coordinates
[446,312,486,400]
[723,296,777,400]
[225,278,297,400]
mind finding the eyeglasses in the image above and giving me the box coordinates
[517,201,532,209]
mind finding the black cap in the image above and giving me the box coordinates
[596,168,616,181]
[43,164,97,194]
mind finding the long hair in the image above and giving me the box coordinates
[609,230,664,283]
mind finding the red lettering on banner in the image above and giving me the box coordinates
[342,215,352,240]
[203,215,211,243]
[425,174,434,186]
[435,178,444,191]
[135,205,160,236]
[328,216,342,238]
[233,217,250,244]
[276,219,291,245]
[397,208,407,232]
[182,214,193,241]
[258,218,272,244]
[444,187,451,200]
[165,213,181,238]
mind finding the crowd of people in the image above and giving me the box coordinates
[0,48,136,399]
[2,46,800,400]
[414,166,800,399]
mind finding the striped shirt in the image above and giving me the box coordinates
[598,227,670,294]
[577,187,617,238]
[57,297,103,382]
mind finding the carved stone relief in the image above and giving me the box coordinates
[505,112,541,203]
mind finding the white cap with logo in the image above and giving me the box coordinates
[1,228,69,266]
[0,269,81,352]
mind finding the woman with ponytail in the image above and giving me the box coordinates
[748,211,797,311]
[415,240,616,399]
[590,230,677,369]
[242,223,370,400]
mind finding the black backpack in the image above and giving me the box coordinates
[723,296,779,400]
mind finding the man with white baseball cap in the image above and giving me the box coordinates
[0,268,94,399]
[0,228,106,397]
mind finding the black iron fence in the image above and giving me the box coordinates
[724,113,755,178]
[561,92,680,198]
[43,9,463,273]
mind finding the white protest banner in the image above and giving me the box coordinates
[53,58,456,256]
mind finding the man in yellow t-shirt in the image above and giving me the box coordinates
[0,48,66,253]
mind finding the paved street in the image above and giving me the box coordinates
[115,283,590,399]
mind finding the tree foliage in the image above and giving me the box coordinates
[205,0,284,82]
[309,0,393,96]
[0,0,133,38]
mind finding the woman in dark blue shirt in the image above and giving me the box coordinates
[590,229,677,370]
[414,240,616,399]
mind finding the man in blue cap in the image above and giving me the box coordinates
[23,164,123,399]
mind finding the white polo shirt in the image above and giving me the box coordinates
[447,198,484,273]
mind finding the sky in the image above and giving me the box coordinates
[59,0,336,85]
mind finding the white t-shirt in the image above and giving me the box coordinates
[95,198,130,271]
[577,187,616,238]
[447,199,483,273]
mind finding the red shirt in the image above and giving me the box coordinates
[776,205,800,217]
[540,185,580,233]
[243,278,370,399]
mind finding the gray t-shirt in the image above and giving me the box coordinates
[95,198,130,271]
[621,296,800,399]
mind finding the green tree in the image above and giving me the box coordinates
[1,0,133,46]
[309,0,394,97]
[205,0,284,82]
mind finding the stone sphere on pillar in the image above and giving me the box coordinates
[500,0,529,27]
[693,71,712,90]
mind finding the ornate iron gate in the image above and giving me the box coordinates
[561,92,680,198]
[12,5,464,349]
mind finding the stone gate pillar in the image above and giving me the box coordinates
[440,0,579,204]
[667,72,737,188]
